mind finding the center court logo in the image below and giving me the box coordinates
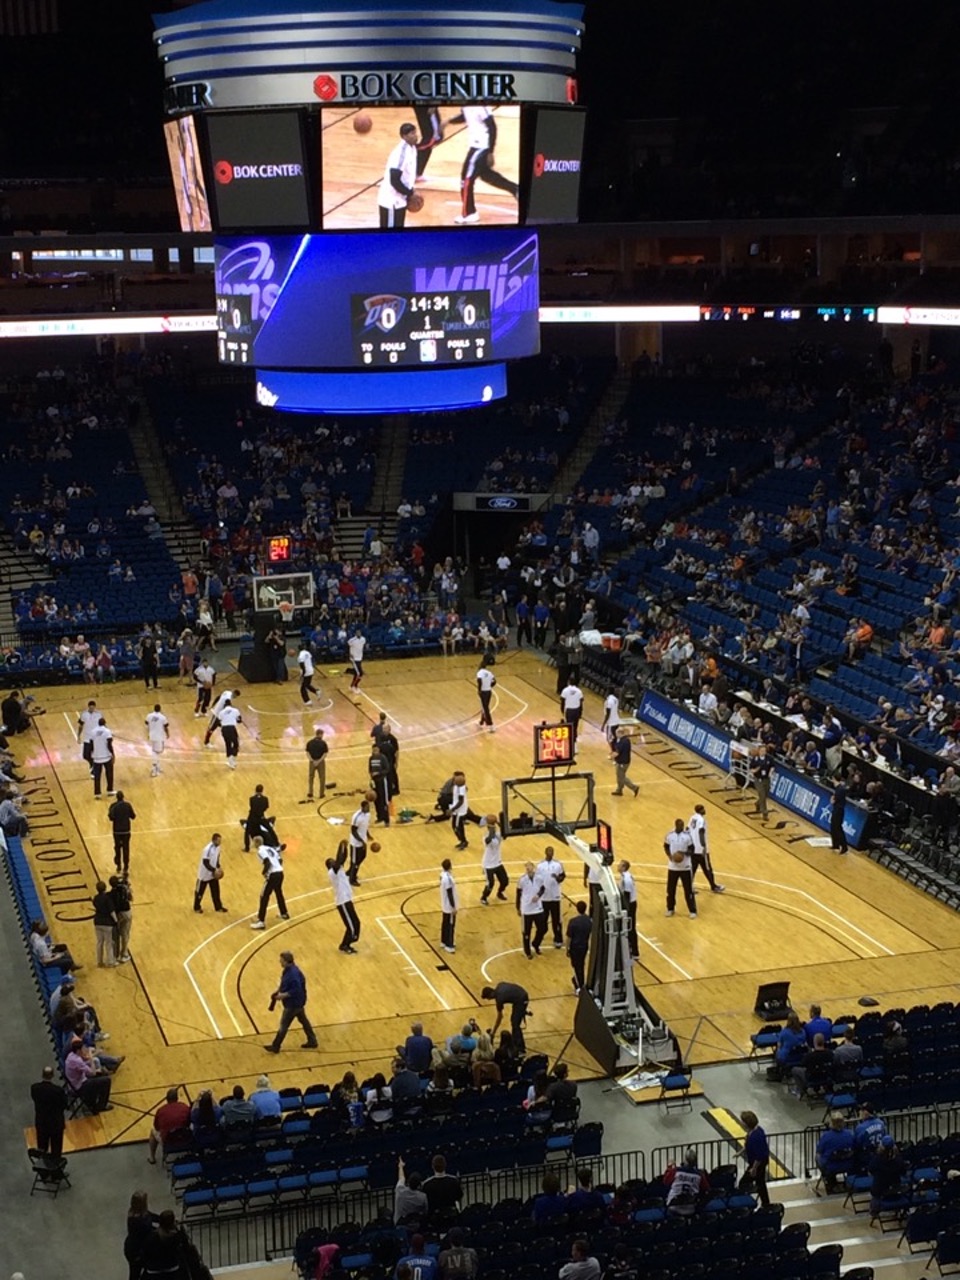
[214,159,304,184]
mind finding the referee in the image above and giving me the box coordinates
[326,840,360,954]
[476,657,496,731]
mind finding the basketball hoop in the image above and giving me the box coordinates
[277,601,295,624]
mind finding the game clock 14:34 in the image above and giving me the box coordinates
[352,289,491,366]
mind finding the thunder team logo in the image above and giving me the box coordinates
[360,294,407,334]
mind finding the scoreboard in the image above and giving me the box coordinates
[534,721,575,767]
[354,290,491,366]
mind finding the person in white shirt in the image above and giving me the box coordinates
[583,860,603,914]
[440,858,459,952]
[250,837,289,928]
[377,122,419,229]
[479,814,508,904]
[204,687,240,746]
[297,646,318,705]
[326,840,360,954]
[449,771,477,849]
[193,658,215,717]
[535,847,566,947]
[348,631,367,690]
[77,699,99,774]
[516,861,547,958]
[144,703,169,777]
[90,718,115,798]
[448,105,518,224]
[559,679,584,743]
[218,701,242,769]
[664,818,696,918]
[688,803,725,894]
[697,683,719,723]
[618,859,639,959]
[348,799,371,885]
[601,688,621,745]
[194,832,226,913]
[476,658,496,731]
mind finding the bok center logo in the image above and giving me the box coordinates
[214,160,234,185]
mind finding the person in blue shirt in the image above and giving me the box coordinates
[264,950,318,1054]
[775,1012,807,1076]
[399,1021,434,1074]
[515,595,532,648]
[532,1170,567,1222]
[816,1112,854,1192]
[853,1102,887,1165]
[740,1110,770,1207]
[395,1234,437,1280]
[533,600,550,650]
[805,1004,833,1045]
[564,1166,606,1214]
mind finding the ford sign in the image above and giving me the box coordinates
[489,497,518,509]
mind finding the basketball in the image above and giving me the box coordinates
[486,813,498,826]
[364,789,376,802]
[671,851,686,864]
[370,841,381,853]
[353,112,373,134]
[407,191,424,213]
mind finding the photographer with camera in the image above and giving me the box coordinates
[481,981,530,1055]
[263,950,318,1054]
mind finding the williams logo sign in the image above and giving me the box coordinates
[313,70,517,102]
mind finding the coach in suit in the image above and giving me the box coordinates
[31,1065,67,1157]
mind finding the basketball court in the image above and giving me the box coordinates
[17,647,960,1152]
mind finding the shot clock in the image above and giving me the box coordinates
[353,289,491,366]
[533,721,576,768]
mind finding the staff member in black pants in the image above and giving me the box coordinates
[689,804,725,893]
[830,780,849,853]
[368,745,390,825]
[263,950,318,1052]
[305,727,328,800]
[108,791,136,873]
[251,838,289,929]
[326,840,360,954]
[516,862,547,958]
[243,784,274,851]
[566,900,592,992]
[31,1065,67,1158]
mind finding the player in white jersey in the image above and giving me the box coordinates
[476,658,496,730]
[326,840,360,953]
[688,803,725,894]
[377,122,418,229]
[144,704,169,777]
[479,814,508,904]
[448,105,518,224]
[664,818,696,918]
[204,687,240,746]
[536,846,566,947]
[347,632,367,689]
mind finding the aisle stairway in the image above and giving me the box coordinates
[552,365,633,500]
[368,418,410,519]
[126,396,205,572]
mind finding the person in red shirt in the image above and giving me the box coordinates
[147,1087,191,1163]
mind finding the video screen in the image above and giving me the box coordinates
[205,110,310,230]
[215,229,540,369]
[163,116,212,233]
[321,104,521,230]
[525,107,586,224]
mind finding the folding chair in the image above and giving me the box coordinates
[28,1148,70,1197]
